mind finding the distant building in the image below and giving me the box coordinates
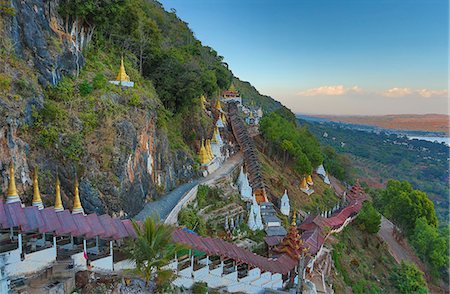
[109,57,134,87]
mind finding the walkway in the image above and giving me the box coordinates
[134,153,243,221]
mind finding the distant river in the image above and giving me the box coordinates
[408,136,450,146]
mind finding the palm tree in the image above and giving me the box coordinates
[125,216,187,288]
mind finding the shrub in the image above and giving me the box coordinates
[0,73,11,93]
[92,73,107,90]
[62,133,84,161]
[128,92,141,107]
[41,100,67,123]
[38,126,59,148]
[79,111,98,134]
[79,80,93,96]
[390,261,427,294]
[15,78,35,97]
[47,77,74,102]
[191,282,207,294]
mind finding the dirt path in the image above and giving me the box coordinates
[379,216,448,293]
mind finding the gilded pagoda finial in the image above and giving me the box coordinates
[54,175,64,212]
[116,56,130,82]
[72,175,84,214]
[6,160,20,204]
[32,167,44,210]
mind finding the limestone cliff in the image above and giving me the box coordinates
[0,0,199,216]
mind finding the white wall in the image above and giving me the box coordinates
[5,246,56,277]
[72,251,87,271]
[165,185,199,225]
[91,255,113,271]
[114,259,136,271]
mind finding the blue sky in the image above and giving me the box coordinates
[160,0,448,115]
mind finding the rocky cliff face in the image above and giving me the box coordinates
[10,0,83,86]
[0,0,199,216]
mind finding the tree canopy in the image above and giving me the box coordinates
[259,112,323,176]
[390,261,428,294]
[376,180,437,235]
[356,202,381,234]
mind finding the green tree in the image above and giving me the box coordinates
[410,218,449,277]
[125,217,187,288]
[356,202,381,234]
[390,261,427,294]
[380,180,437,235]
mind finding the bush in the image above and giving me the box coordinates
[47,77,74,102]
[38,125,59,148]
[390,261,427,294]
[191,282,207,294]
[128,92,141,107]
[0,73,11,93]
[356,202,381,234]
[79,111,98,134]
[15,78,36,97]
[62,133,84,161]
[41,100,67,123]
[79,80,93,96]
[92,73,107,90]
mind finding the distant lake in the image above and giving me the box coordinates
[408,136,450,146]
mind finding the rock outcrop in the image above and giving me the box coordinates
[0,0,199,216]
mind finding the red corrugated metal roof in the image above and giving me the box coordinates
[56,210,78,235]
[85,213,106,239]
[0,199,131,240]
[22,206,47,232]
[111,218,129,239]
[172,228,296,274]
[122,219,136,238]
[5,202,28,228]
[98,214,118,239]
[40,207,63,233]
[72,212,93,237]
[0,200,7,228]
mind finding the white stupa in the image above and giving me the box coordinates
[236,166,245,188]
[248,208,257,231]
[239,173,253,200]
[254,205,264,230]
[280,190,290,216]
[215,128,223,145]
[216,118,224,128]
[316,164,326,177]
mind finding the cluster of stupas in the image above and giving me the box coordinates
[109,57,134,87]
[316,164,331,185]
[247,194,264,231]
[5,162,84,215]
[300,174,315,195]
[197,96,228,172]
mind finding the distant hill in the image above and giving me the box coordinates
[315,114,449,135]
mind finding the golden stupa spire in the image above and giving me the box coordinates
[307,175,314,185]
[211,128,218,144]
[72,176,84,214]
[229,83,236,92]
[200,95,206,110]
[32,167,43,209]
[116,56,130,82]
[198,139,209,165]
[206,139,214,161]
[215,99,222,111]
[54,175,64,212]
[6,161,20,204]
[291,209,297,226]
[300,177,308,190]
[221,113,227,125]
